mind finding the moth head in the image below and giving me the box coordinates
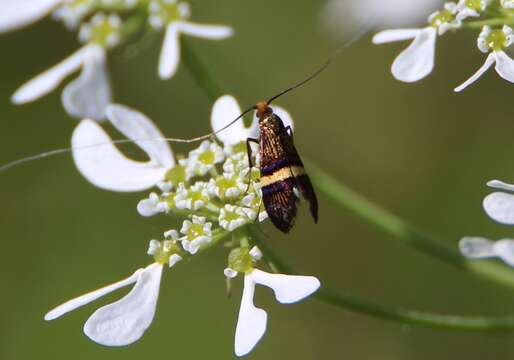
[255,101,272,119]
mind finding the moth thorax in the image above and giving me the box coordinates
[256,101,273,120]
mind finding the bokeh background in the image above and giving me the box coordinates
[3,0,514,359]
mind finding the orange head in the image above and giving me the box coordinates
[255,101,273,119]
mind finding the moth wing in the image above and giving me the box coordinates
[294,173,319,223]
[262,178,298,233]
[278,126,319,223]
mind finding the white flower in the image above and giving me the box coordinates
[148,0,233,79]
[211,95,294,146]
[241,192,268,222]
[207,172,247,200]
[174,182,210,210]
[460,237,514,267]
[11,13,122,119]
[219,204,248,231]
[188,140,225,176]
[45,263,164,346]
[12,43,111,120]
[322,0,443,36]
[52,0,96,29]
[481,179,514,225]
[456,0,489,21]
[179,215,212,254]
[137,192,170,217]
[0,0,63,33]
[233,269,320,356]
[372,3,459,82]
[72,104,175,192]
[454,25,514,92]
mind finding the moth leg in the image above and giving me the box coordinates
[245,138,260,194]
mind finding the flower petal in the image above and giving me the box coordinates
[0,0,62,33]
[459,237,496,259]
[62,45,111,120]
[71,119,169,192]
[483,192,514,225]
[250,269,320,304]
[391,27,437,82]
[84,263,163,347]
[44,268,142,321]
[494,51,514,83]
[372,29,421,44]
[211,95,254,145]
[235,275,267,357]
[493,239,514,267]
[159,23,181,79]
[177,21,233,39]
[106,104,174,168]
[454,53,495,92]
[487,180,514,192]
[11,45,90,104]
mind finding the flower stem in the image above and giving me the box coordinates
[248,226,514,332]
[304,161,514,290]
[463,18,514,29]
[182,39,226,102]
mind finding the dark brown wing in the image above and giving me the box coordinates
[276,117,319,223]
[261,178,298,233]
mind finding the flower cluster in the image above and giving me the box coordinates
[46,94,320,356]
[373,0,514,91]
[2,0,233,120]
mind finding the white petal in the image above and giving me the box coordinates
[159,23,181,79]
[494,51,514,83]
[62,46,111,120]
[12,45,91,104]
[106,104,174,168]
[0,0,62,33]
[454,53,495,92]
[483,192,514,225]
[44,268,142,321]
[372,29,421,44]
[137,198,161,217]
[234,275,267,357]
[84,263,163,347]
[493,239,514,267]
[459,237,495,259]
[250,269,320,304]
[272,106,294,132]
[391,27,437,83]
[177,21,233,39]
[211,95,254,145]
[71,119,168,192]
[487,180,514,192]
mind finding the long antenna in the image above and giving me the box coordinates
[265,19,374,105]
[0,21,375,174]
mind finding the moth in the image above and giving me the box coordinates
[0,62,328,234]
[246,101,318,233]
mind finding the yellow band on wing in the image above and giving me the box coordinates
[260,166,305,187]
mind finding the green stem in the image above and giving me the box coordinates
[463,18,514,29]
[248,226,514,332]
[305,161,514,289]
[182,39,226,102]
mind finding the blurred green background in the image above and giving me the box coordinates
[3,0,514,359]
